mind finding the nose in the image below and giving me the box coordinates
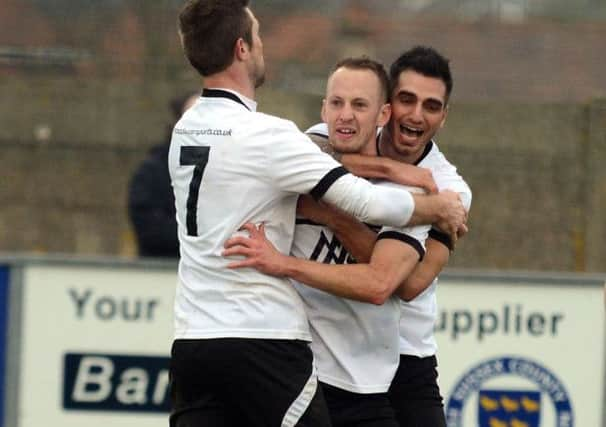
[338,104,354,122]
[410,102,423,123]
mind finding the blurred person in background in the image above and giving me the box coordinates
[128,91,198,258]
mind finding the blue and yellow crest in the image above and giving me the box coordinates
[478,390,540,427]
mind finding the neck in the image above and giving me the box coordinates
[378,131,421,165]
[203,68,255,100]
[360,136,378,156]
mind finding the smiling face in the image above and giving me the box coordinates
[388,69,448,163]
[321,67,390,155]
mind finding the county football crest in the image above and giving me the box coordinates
[445,356,573,427]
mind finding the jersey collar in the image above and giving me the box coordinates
[202,88,257,111]
[376,131,434,165]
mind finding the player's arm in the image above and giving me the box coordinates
[320,176,465,239]
[397,180,472,301]
[340,154,438,194]
[306,132,437,195]
[298,196,451,302]
[310,201,454,301]
[267,123,466,236]
[223,223,422,305]
[396,237,450,301]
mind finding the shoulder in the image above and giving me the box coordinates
[305,122,328,138]
[252,111,299,130]
[303,123,339,159]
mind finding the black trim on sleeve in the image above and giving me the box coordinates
[310,166,349,201]
[377,231,425,261]
[428,228,454,251]
[306,132,329,139]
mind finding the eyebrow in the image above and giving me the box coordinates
[397,90,444,108]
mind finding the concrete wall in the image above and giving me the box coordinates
[0,76,604,272]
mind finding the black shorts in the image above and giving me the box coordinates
[388,355,446,427]
[169,338,332,427]
[321,382,398,427]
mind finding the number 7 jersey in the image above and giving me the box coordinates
[168,89,351,341]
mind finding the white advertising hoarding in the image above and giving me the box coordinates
[434,272,605,427]
[9,260,606,427]
[17,262,177,427]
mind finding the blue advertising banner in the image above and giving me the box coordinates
[0,266,9,427]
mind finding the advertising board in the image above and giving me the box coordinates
[435,273,605,427]
[17,263,176,427]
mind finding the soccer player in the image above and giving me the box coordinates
[223,47,471,427]
[168,1,466,426]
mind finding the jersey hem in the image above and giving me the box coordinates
[318,374,391,394]
[399,348,437,358]
[175,329,312,341]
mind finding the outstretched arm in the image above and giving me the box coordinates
[340,154,438,194]
[223,223,421,305]
[298,196,464,302]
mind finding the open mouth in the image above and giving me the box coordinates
[399,124,424,138]
[336,128,357,137]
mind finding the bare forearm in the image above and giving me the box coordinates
[328,213,376,263]
[281,256,388,305]
[396,239,449,301]
[340,154,390,180]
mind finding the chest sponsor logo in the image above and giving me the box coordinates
[310,231,355,264]
[446,356,573,427]
[63,353,169,413]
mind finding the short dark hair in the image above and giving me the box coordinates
[331,56,390,103]
[389,46,453,102]
[178,0,253,77]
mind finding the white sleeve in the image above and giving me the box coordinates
[319,174,415,228]
[432,157,472,211]
[265,119,343,194]
[265,119,415,228]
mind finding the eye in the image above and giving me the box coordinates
[353,101,368,109]
[424,101,443,113]
[399,94,415,104]
[329,99,343,107]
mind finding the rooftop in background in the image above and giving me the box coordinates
[0,0,605,102]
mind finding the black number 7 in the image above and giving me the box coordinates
[180,146,210,236]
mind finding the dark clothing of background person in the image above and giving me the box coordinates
[128,92,198,258]
[128,132,179,258]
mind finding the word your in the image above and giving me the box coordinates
[68,288,160,321]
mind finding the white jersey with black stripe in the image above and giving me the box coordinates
[292,124,427,393]
[395,141,472,357]
[168,90,418,342]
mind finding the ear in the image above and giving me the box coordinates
[234,37,250,61]
[377,103,391,128]
[439,105,449,129]
[320,99,328,123]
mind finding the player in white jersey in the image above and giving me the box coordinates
[381,46,472,427]
[169,2,466,426]
[223,47,471,427]
[295,58,428,427]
